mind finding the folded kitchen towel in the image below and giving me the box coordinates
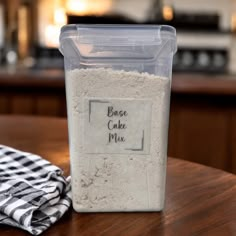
[0,144,71,235]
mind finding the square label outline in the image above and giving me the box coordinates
[84,98,152,155]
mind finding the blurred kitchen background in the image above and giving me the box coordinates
[1,0,236,174]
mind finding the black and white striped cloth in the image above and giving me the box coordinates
[0,145,72,235]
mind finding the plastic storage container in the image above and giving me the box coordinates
[59,24,177,212]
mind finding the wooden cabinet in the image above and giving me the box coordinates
[0,70,236,174]
[168,75,236,174]
[0,69,67,116]
[169,94,231,172]
[231,112,236,174]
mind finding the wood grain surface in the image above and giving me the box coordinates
[0,115,235,236]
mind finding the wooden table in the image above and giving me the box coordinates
[0,116,235,236]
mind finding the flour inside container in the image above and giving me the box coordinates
[65,68,171,212]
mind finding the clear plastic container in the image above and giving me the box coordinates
[59,24,177,212]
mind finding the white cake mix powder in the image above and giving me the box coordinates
[65,68,171,212]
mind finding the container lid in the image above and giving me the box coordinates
[59,24,177,56]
